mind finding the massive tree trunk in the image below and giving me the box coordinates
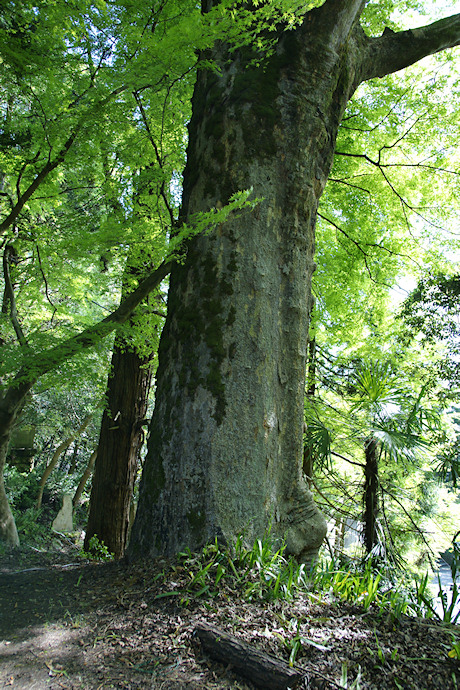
[128,2,460,563]
[84,340,152,558]
[129,3,360,564]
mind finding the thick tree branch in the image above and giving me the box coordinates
[361,14,460,81]
[0,258,173,429]
[18,259,174,385]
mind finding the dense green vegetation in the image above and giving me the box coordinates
[1,0,460,619]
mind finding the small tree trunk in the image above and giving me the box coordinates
[84,341,152,559]
[73,449,97,513]
[363,435,379,555]
[306,337,316,398]
[36,414,92,510]
[0,381,33,546]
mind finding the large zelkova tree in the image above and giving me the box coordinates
[128,1,460,565]
[0,0,250,546]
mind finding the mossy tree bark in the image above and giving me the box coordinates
[129,2,460,562]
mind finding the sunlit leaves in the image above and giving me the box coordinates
[314,44,460,358]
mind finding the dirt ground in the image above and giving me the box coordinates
[1,543,460,689]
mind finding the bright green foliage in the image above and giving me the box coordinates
[151,532,457,631]
[304,355,453,563]
[400,274,460,389]
[155,530,310,605]
[307,16,460,564]
[0,0,249,395]
[314,44,460,356]
[0,0,273,391]
[80,534,114,561]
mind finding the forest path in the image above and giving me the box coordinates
[0,545,459,689]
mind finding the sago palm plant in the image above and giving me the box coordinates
[305,359,436,558]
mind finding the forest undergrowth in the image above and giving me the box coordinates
[1,531,460,689]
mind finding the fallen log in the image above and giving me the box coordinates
[194,622,303,689]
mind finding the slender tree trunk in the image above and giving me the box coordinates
[69,442,79,474]
[306,337,317,399]
[73,449,97,513]
[363,435,379,555]
[84,342,152,558]
[36,414,92,510]
[0,382,32,546]
[303,337,316,483]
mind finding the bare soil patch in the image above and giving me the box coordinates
[1,545,459,689]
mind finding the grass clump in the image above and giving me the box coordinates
[156,531,460,630]
[156,530,309,605]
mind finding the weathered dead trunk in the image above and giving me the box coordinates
[84,342,152,558]
[194,623,302,689]
[363,435,380,555]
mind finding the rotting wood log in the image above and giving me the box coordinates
[193,622,303,689]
